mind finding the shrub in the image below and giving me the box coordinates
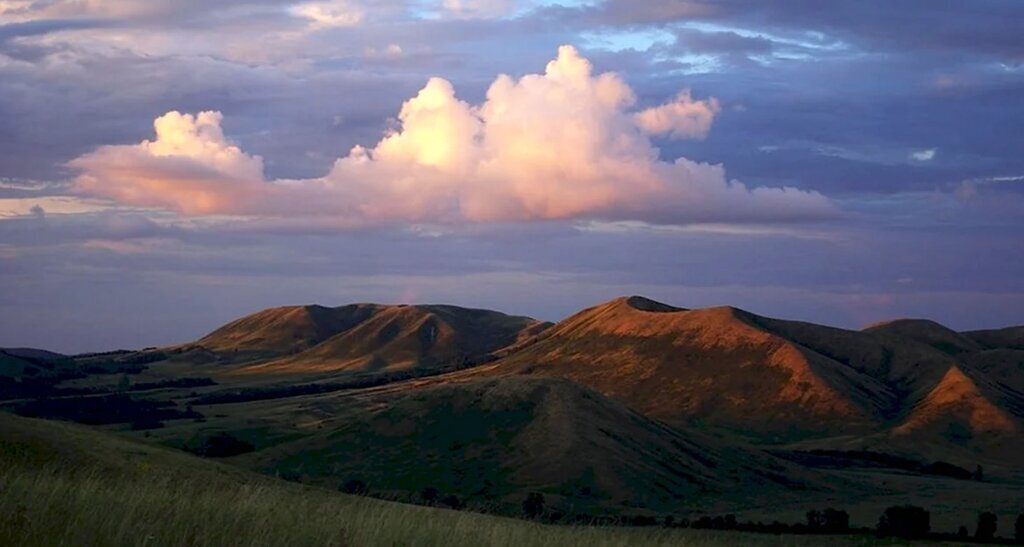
[420,486,439,505]
[184,432,255,458]
[341,479,368,495]
[807,508,849,533]
[522,492,544,519]
[975,512,997,541]
[877,505,930,538]
[440,494,464,510]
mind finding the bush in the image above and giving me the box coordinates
[975,512,997,541]
[341,479,368,495]
[440,494,464,510]
[522,492,544,519]
[807,508,849,533]
[877,505,930,538]
[184,432,255,458]
[420,486,439,505]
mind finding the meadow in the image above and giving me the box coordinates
[1,412,891,547]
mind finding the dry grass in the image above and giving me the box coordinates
[0,412,866,547]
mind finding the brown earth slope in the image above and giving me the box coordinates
[480,297,1023,449]
[480,297,896,439]
[196,303,549,374]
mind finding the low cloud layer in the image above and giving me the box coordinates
[70,45,835,226]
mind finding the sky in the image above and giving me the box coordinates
[1,0,1023,353]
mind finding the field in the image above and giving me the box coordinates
[0,412,902,547]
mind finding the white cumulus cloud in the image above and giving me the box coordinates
[69,45,837,226]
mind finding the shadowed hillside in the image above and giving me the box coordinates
[230,376,822,516]
[864,319,983,355]
[2,412,807,546]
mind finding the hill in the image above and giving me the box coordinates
[224,376,819,516]
[479,297,1023,454]
[0,347,70,377]
[0,411,844,546]
[963,326,1024,351]
[863,319,983,355]
[480,297,897,439]
[195,303,549,374]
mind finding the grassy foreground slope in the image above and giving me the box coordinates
[0,412,846,547]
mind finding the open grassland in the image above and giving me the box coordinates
[0,413,893,547]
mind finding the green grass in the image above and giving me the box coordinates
[0,413,886,546]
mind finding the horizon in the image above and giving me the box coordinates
[7,293,1022,355]
[2,1,1023,353]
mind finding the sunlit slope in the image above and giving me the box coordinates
[482,297,1024,450]
[484,297,896,439]
[195,303,549,373]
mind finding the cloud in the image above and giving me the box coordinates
[70,45,836,226]
[290,1,365,29]
[70,111,269,215]
[910,148,936,162]
[442,0,514,19]
[634,90,720,140]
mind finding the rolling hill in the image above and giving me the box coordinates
[477,297,1023,451]
[195,303,550,374]
[478,297,895,439]
[226,376,821,516]
[1,412,790,546]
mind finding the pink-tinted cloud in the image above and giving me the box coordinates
[634,90,720,140]
[70,45,836,226]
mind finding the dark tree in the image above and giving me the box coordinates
[975,512,997,541]
[420,486,439,505]
[808,508,849,533]
[522,492,545,519]
[185,432,254,458]
[807,509,824,530]
[1015,514,1024,543]
[440,494,464,510]
[341,479,368,495]
[877,505,930,538]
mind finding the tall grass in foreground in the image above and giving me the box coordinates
[0,413,891,546]
[0,462,883,547]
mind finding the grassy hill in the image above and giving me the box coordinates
[481,297,896,439]
[0,412,848,547]
[195,303,549,374]
[226,376,822,517]
[479,297,1023,455]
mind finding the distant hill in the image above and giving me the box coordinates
[479,297,895,439]
[196,303,550,373]
[0,347,72,378]
[963,326,1024,351]
[863,319,983,355]
[478,297,1023,451]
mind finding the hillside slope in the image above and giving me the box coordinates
[195,303,549,374]
[481,297,1023,451]
[482,297,896,439]
[1,412,773,547]
[230,376,823,516]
